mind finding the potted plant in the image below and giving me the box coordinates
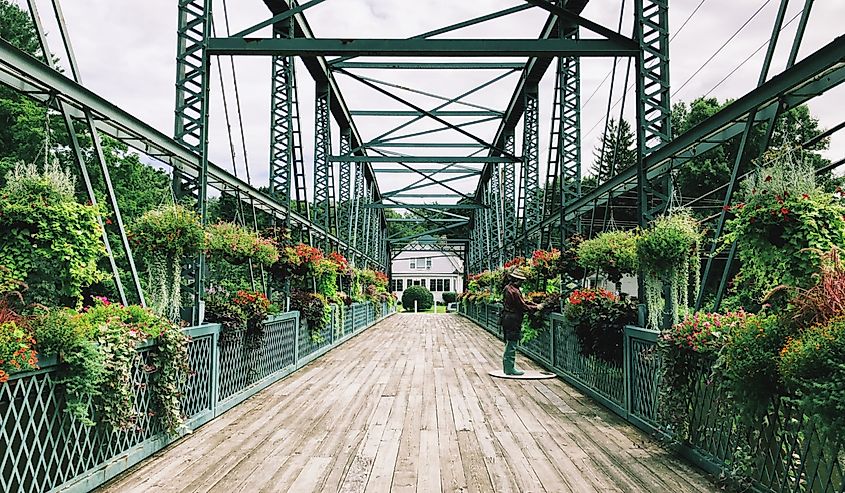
[205,222,279,267]
[130,203,204,321]
[577,230,639,288]
[564,288,637,364]
[636,210,702,330]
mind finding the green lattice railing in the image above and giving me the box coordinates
[460,301,844,493]
[0,302,394,493]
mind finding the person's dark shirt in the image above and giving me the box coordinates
[503,283,533,314]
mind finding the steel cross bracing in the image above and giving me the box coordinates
[173,0,212,322]
[269,22,311,227]
[338,129,353,248]
[635,0,672,224]
[312,83,339,247]
[520,83,542,254]
[502,130,518,262]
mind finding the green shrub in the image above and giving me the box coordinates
[564,288,637,363]
[402,286,433,311]
[779,316,845,432]
[442,292,457,304]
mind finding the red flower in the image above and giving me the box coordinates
[764,175,773,182]
[802,194,810,199]
[722,205,731,212]
[781,208,789,215]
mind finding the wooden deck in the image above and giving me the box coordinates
[99,314,716,493]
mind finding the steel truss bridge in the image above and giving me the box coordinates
[0,0,843,321]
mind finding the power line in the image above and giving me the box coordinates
[672,0,775,98]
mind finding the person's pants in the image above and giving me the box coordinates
[502,340,520,374]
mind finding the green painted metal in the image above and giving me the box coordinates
[338,128,353,247]
[365,203,485,210]
[333,156,515,163]
[635,0,672,225]
[0,39,384,268]
[313,82,338,246]
[366,143,487,149]
[0,305,395,493]
[520,83,542,253]
[269,22,310,224]
[502,129,518,261]
[350,110,502,117]
[333,62,526,70]
[232,0,329,38]
[372,168,482,174]
[206,37,641,57]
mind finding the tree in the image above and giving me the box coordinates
[671,97,833,201]
[0,0,42,60]
[592,118,636,181]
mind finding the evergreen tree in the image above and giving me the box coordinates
[592,118,636,181]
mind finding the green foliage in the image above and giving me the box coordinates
[289,290,330,339]
[724,152,845,308]
[637,211,703,330]
[30,307,104,425]
[30,301,189,434]
[658,310,746,437]
[205,221,279,267]
[442,292,457,304]
[0,162,108,307]
[718,313,794,419]
[779,316,845,433]
[577,230,639,284]
[564,288,637,364]
[592,118,636,179]
[402,286,434,311]
[130,204,204,320]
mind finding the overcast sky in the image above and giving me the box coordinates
[19,0,845,206]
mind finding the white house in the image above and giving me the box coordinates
[390,243,464,303]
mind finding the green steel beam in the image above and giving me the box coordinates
[332,62,526,70]
[365,143,486,149]
[331,156,515,163]
[386,218,469,223]
[387,194,468,199]
[372,117,502,145]
[474,0,590,202]
[520,82,542,253]
[372,169,482,174]
[338,128,353,245]
[313,82,337,244]
[365,203,486,210]
[232,0,329,37]
[262,0,384,209]
[206,38,640,57]
[350,110,502,117]
[502,129,518,260]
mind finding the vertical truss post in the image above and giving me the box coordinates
[560,50,582,240]
[173,0,208,199]
[351,161,365,264]
[269,18,310,229]
[361,180,373,265]
[489,163,505,267]
[520,82,541,254]
[338,128,353,250]
[174,0,212,324]
[313,81,336,249]
[635,0,672,223]
[502,128,518,261]
[480,183,491,271]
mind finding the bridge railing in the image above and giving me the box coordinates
[0,301,395,493]
[459,301,844,493]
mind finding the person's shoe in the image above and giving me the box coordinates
[507,367,525,376]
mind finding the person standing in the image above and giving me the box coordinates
[500,271,541,375]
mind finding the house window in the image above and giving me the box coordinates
[443,279,451,292]
[426,257,432,269]
[390,279,404,292]
[430,279,437,291]
[410,257,431,270]
[409,259,416,269]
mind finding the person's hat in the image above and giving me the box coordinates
[509,271,527,281]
